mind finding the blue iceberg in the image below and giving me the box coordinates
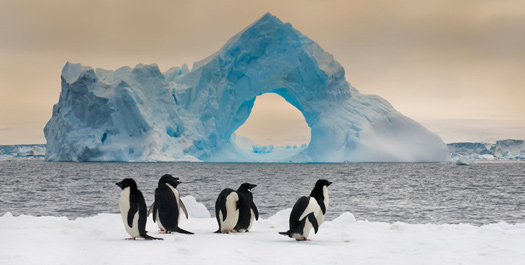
[44,13,449,162]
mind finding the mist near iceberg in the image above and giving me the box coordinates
[44,13,449,162]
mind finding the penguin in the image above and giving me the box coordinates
[215,188,240,233]
[150,174,193,234]
[279,179,332,241]
[309,179,332,226]
[115,178,162,240]
[234,183,259,232]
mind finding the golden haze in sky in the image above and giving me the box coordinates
[1,0,524,145]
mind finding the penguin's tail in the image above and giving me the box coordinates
[279,231,291,237]
[175,227,194,235]
[142,233,163,240]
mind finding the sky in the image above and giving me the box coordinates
[1,0,524,145]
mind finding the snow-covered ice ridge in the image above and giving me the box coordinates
[44,13,449,162]
[448,139,525,160]
[2,196,525,265]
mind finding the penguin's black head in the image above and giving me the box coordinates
[315,179,332,188]
[237,183,257,192]
[115,178,137,190]
[159,174,182,187]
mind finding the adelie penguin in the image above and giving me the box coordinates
[234,183,259,232]
[214,187,240,233]
[279,179,332,241]
[149,174,193,234]
[116,178,162,240]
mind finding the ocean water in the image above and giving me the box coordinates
[0,159,524,225]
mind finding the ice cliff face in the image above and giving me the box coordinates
[44,13,449,162]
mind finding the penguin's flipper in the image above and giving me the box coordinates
[220,201,228,222]
[175,227,194,235]
[251,201,259,221]
[148,201,155,217]
[214,198,222,232]
[152,196,159,223]
[307,213,319,234]
[180,199,189,219]
[128,194,140,228]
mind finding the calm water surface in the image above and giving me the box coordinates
[1,159,524,225]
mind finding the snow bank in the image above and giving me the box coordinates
[2,199,525,265]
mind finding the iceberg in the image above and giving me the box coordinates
[0,144,46,158]
[448,139,525,161]
[44,13,449,162]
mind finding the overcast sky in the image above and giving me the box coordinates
[1,0,524,145]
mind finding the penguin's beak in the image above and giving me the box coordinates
[251,184,257,189]
[177,180,182,184]
[327,181,332,186]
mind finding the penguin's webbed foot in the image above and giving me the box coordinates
[125,238,136,240]
[159,228,171,234]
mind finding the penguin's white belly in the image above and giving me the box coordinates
[316,213,325,226]
[166,184,181,222]
[119,188,140,238]
[323,186,329,209]
[220,192,239,232]
[317,186,329,226]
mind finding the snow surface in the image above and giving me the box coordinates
[2,195,525,265]
[44,13,449,162]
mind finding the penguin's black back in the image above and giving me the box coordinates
[309,179,331,214]
[234,190,253,231]
[289,196,310,225]
[154,185,180,231]
[215,188,236,231]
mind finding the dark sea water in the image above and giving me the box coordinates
[1,159,524,225]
